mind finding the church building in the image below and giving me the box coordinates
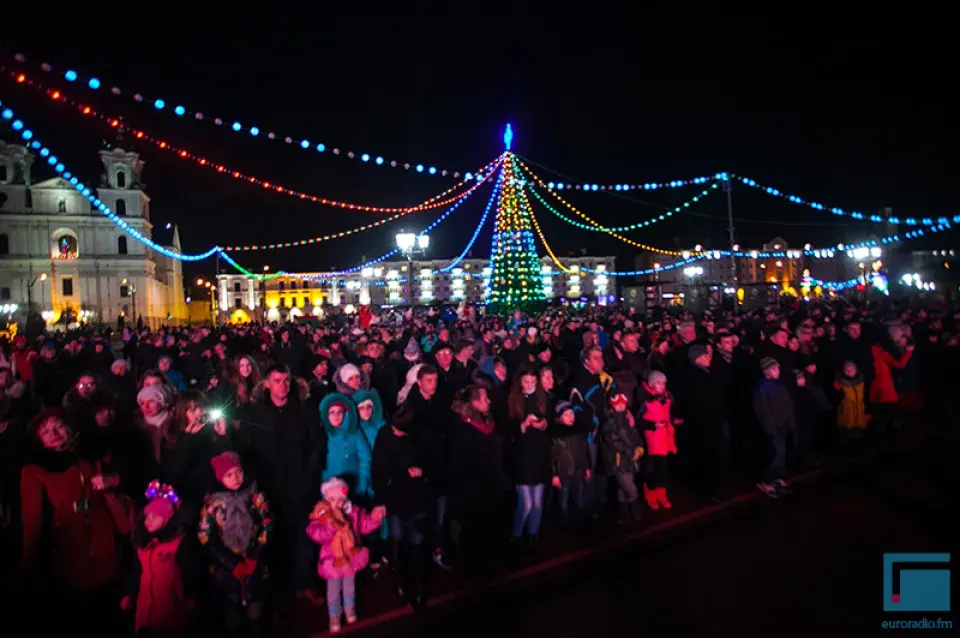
[0,140,188,328]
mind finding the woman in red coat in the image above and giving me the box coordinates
[20,409,124,632]
[870,327,913,433]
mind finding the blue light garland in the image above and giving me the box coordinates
[545,175,715,192]
[0,101,220,262]
[17,53,470,180]
[733,175,960,228]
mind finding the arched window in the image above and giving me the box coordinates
[56,234,78,260]
[116,199,127,216]
[116,170,126,188]
[0,234,8,255]
[58,199,66,213]
[118,236,128,255]
[0,164,7,183]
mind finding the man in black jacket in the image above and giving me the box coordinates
[235,363,326,604]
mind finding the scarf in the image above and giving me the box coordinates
[310,500,359,569]
[463,415,496,436]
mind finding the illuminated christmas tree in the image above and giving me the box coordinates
[486,125,546,313]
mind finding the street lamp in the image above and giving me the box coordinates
[196,278,218,325]
[26,272,48,315]
[396,232,429,307]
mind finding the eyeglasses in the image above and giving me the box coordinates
[77,382,96,390]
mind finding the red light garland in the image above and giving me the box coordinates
[6,72,502,215]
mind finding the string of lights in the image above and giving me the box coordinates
[6,53,469,180]
[513,157,687,256]
[733,175,960,228]
[521,184,571,274]
[437,166,503,273]
[244,175,486,280]
[223,162,500,251]
[0,100,220,262]
[6,73,501,215]
[528,183,718,232]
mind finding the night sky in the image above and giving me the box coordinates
[0,15,956,281]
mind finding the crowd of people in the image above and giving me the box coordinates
[0,297,956,636]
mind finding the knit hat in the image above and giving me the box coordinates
[760,356,779,372]
[321,476,350,502]
[137,384,168,407]
[688,344,709,363]
[392,406,415,432]
[144,498,176,526]
[646,370,667,386]
[403,338,421,358]
[210,451,242,482]
[609,393,629,410]
[337,363,361,385]
[555,400,574,417]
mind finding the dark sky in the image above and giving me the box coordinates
[0,14,956,280]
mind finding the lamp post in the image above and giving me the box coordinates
[260,266,269,323]
[684,265,704,307]
[197,278,218,325]
[27,271,48,315]
[396,232,429,309]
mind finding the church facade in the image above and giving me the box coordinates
[0,141,188,328]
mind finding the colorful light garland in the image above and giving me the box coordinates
[239,173,488,280]
[7,53,469,180]
[0,101,220,261]
[7,73,501,215]
[529,183,718,232]
[514,157,686,256]
[437,165,503,273]
[222,159,501,251]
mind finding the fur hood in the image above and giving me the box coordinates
[250,376,311,403]
[333,364,371,397]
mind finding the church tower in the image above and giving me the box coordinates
[97,147,151,223]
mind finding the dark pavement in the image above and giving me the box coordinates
[332,424,956,638]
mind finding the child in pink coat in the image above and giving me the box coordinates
[636,370,679,510]
[307,477,386,633]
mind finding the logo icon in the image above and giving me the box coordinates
[883,553,951,612]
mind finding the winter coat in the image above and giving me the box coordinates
[636,383,678,456]
[600,411,644,475]
[870,344,911,405]
[835,376,867,429]
[20,450,122,590]
[305,500,382,580]
[371,425,436,517]
[197,482,272,607]
[504,393,553,486]
[752,379,796,437]
[549,426,591,480]
[234,380,326,525]
[353,389,386,499]
[447,411,511,520]
[320,393,371,497]
[126,516,193,632]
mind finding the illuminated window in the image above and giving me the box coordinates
[56,235,78,260]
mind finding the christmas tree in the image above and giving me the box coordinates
[486,127,546,313]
